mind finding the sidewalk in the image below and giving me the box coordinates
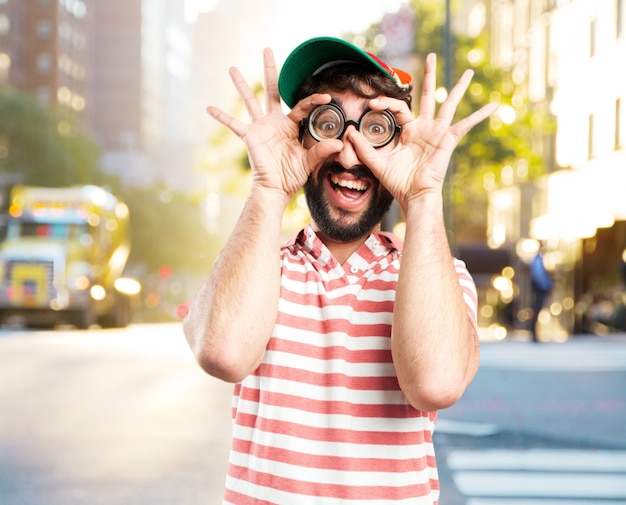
[478,325,626,344]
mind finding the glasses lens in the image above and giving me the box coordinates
[360,110,396,147]
[308,105,344,141]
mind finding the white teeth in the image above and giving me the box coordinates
[330,175,367,191]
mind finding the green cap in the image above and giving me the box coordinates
[278,36,412,108]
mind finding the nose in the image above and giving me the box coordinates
[334,124,362,167]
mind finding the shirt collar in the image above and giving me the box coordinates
[289,225,402,264]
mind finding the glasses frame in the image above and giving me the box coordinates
[300,103,401,148]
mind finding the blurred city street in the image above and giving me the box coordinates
[1,323,625,504]
[1,1,626,502]
[437,335,626,504]
[0,323,233,505]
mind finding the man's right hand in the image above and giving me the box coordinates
[206,48,341,203]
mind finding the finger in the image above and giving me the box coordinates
[368,96,414,124]
[418,53,437,118]
[229,66,264,121]
[342,129,383,171]
[286,93,332,122]
[437,69,474,124]
[450,101,499,139]
[305,138,343,170]
[207,105,248,138]
[263,48,281,113]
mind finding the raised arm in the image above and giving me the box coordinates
[183,49,340,382]
[352,54,498,411]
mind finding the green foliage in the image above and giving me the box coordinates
[110,183,218,275]
[421,0,552,234]
[0,87,102,186]
[198,2,555,243]
[349,0,554,236]
[0,86,216,281]
[447,30,553,232]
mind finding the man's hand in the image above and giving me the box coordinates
[206,48,341,201]
[350,53,499,213]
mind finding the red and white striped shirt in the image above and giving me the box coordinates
[224,225,478,504]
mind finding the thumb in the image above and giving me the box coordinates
[304,140,343,170]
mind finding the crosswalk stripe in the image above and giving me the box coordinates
[448,449,626,472]
[447,449,626,503]
[467,500,626,505]
[479,342,626,371]
[453,471,626,498]
[435,419,500,437]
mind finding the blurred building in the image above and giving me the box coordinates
[0,0,198,191]
[487,0,626,338]
[0,0,92,126]
[91,0,195,190]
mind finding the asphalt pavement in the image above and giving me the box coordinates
[0,326,624,505]
[0,324,233,505]
[435,333,626,505]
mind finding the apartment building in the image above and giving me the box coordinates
[91,0,194,189]
[487,0,626,337]
[0,0,195,190]
[0,0,92,125]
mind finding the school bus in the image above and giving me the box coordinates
[0,185,140,328]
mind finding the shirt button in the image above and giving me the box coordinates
[350,266,359,274]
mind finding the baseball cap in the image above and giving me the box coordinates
[278,36,412,108]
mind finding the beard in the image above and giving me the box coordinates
[303,162,394,242]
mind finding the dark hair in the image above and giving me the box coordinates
[293,62,413,110]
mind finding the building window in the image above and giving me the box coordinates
[36,52,53,74]
[590,19,596,58]
[617,98,623,150]
[36,19,53,40]
[0,52,10,84]
[61,0,87,19]
[588,113,595,159]
[37,86,52,106]
[0,14,9,36]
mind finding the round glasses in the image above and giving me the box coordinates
[301,103,400,148]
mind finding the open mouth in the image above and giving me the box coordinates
[329,174,370,201]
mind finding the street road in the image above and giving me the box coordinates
[436,336,626,505]
[0,323,233,505]
[1,325,625,505]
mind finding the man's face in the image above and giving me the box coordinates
[302,91,395,243]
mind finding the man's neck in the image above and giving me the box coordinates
[310,223,379,265]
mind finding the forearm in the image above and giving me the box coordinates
[392,193,479,411]
[183,187,288,382]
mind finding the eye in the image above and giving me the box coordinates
[366,122,387,135]
[360,110,396,146]
[318,116,339,133]
[309,105,345,140]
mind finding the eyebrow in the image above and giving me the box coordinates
[328,97,370,116]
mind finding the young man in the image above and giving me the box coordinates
[183,36,497,504]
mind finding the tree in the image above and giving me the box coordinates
[0,87,103,187]
[112,183,217,275]
[346,0,553,241]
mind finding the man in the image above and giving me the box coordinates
[529,245,554,341]
[183,36,497,504]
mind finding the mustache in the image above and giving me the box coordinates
[322,162,374,180]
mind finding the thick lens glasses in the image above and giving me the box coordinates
[301,103,400,148]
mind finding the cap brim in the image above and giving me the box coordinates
[278,37,390,108]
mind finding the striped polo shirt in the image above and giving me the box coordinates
[224,225,478,504]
